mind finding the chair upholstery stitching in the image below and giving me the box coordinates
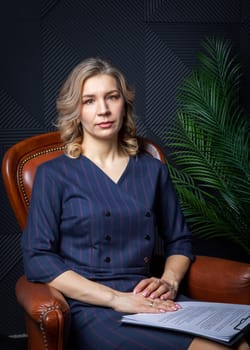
[18,146,65,208]
[39,305,61,350]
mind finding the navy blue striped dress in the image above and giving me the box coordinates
[22,153,194,349]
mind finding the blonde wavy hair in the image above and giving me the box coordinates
[56,57,139,158]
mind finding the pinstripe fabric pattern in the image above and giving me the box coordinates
[22,153,193,349]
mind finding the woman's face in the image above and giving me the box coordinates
[80,74,125,142]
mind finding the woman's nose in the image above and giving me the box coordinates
[97,99,109,115]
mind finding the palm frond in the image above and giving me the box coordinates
[165,36,250,255]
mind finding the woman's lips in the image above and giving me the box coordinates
[97,121,113,128]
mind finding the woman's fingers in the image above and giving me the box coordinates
[160,287,177,300]
[145,298,181,312]
[145,279,177,299]
[115,291,181,314]
[141,278,162,297]
[133,277,178,300]
[133,278,152,294]
[134,277,165,295]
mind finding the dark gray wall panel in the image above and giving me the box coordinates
[145,0,240,22]
[41,0,145,122]
[145,24,189,147]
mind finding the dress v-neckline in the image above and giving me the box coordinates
[81,155,132,185]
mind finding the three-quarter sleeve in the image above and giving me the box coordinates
[22,163,70,282]
[155,162,194,261]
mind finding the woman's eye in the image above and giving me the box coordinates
[108,94,120,100]
[83,99,94,105]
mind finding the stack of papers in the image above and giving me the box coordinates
[121,301,250,345]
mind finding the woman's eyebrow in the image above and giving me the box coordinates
[106,89,120,94]
[82,94,95,98]
[82,89,119,98]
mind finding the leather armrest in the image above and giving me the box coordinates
[16,275,70,350]
[16,275,70,321]
[185,255,250,304]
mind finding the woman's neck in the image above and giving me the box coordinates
[82,136,124,166]
[81,137,129,183]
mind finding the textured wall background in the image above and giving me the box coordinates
[0,0,249,336]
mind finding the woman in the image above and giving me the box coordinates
[22,58,249,350]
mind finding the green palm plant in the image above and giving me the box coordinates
[165,36,250,255]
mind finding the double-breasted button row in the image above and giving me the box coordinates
[103,211,111,263]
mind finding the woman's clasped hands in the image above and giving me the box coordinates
[113,277,181,314]
[133,276,181,313]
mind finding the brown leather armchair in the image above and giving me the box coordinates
[2,131,250,350]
